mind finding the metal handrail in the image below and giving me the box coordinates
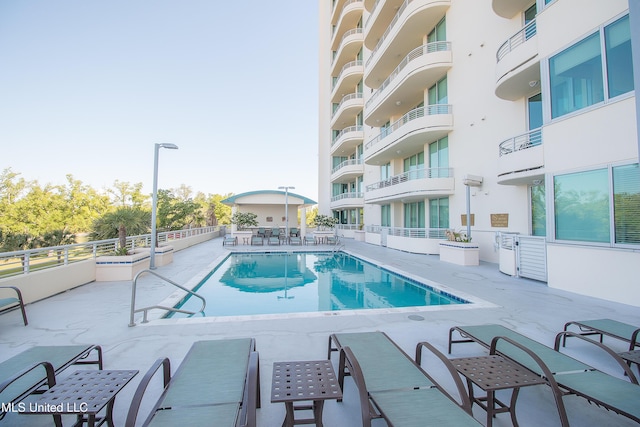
[366,167,453,191]
[496,19,537,62]
[129,269,206,326]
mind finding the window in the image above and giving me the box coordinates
[381,205,391,227]
[403,152,424,179]
[552,163,640,246]
[531,184,546,236]
[528,93,543,130]
[549,32,603,119]
[404,202,425,228]
[429,198,449,231]
[380,162,391,181]
[605,15,634,98]
[428,76,448,106]
[427,17,446,44]
[613,164,640,244]
[429,137,449,178]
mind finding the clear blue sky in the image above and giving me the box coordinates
[0,1,319,202]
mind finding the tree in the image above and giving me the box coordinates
[313,214,338,230]
[89,207,151,252]
[230,212,258,230]
[156,189,202,230]
[107,180,147,208]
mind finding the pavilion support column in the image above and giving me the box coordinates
[301,207,307,237]
[231,206,238,233]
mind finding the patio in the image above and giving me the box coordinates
[1,237,638,426]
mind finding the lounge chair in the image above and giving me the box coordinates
[0,345,103,420]
[303,235,316,245]
[267,236,280,245]
[289,227,299,238]
[560,318,640,376]
[126,339,260,427]
[0,286,28,326]
[257,228,266,238]
[223,236,238,246]
[449,324,640,426]
[289,236,302,245]
[250,235,263,246]
[328,332,480,427]
[326,235,339,245]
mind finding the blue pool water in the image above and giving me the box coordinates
[169,252,468,318]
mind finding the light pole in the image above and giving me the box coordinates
[150,143,179,269]
[278,186,295,240]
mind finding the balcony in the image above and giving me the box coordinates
[364,105,453,165]
[364,0,377,12]
[492,0,532,19]
[331,60,364,102]
[365,167,454,203]
[331,92,364,127]
[364,0,404,50]
[364,42,452,125]
[365,0,451,88]
[331,1,364,50]
[497,128,545,185]
[331,0,364,27]
[331,158,364,183]
[331,125,364,155]
[495,20,540,101]
[330,192,365,209]
[331,28,364,75]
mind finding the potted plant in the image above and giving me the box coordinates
[230,212,258,230]
[439,229,479,266]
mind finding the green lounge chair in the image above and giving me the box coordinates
[250,235,263,246]
[449,324,640,426]
[328,332,481,427]
[303,235,316,245]
[0,345,103,420]
[126,338,260,427]
[289,236,302,245]
[0,286,28,326]
[223,236,238,246]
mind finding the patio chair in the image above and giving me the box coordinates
[0,345,103,420]
[257,227,266,238]
[326,235,339,245]
[267,235,280,245]
[328,332,480,427]
[223,236,238,246]
[250,235,263,246]
[448,324,640,426]
[126,338,260,427]
[289,227,299,237]
[289,236,302,245]
[0,286,28,326]
[303,235,316,245]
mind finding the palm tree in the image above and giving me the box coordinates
[90,207,151,253]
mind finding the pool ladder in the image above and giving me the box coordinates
[129,269,207,327]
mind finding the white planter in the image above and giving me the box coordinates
[354,230,366,241]
[95,246,174,281]
[439,242,480,266]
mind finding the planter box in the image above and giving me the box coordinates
[95,246,174,281]
[439,242,479,266]
[354,230,366,241]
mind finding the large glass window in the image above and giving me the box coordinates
[613,164,640,244]
[403,152,424,179]
[381,205,391,227]
[428,76,448,105]
[427,17,446,43]
[531,184,546,236]
[549,33,603,119]
[429,137,449,178]
[605,15,634,98]
[528,93,543,130]
[380,162,390,181]
[429,198,449,230]
[404,202,425,228]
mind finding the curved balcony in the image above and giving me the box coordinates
[331,159,364,183]
[331,93,364,127]
[364,105,453,165]
[364,0,404,50]
[364,0,377,12]
[495,20,540,101]
[364,42,452,125]
[365,0,451,88]
[331,60,364,103]
[331,28,364,75]
[331,0,364,51]
[497,128,545,185]
[332,0,363,26]
[330,192,365,210]
[365,168,455,204]
[331,125,364,155]
[492,0,531,19]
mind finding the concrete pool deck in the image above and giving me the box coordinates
[1,237,639,426]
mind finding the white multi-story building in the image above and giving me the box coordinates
[318,0,639,306]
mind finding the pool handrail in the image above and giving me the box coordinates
[129,269,206,326]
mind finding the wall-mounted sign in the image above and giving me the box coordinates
[460,214,475,226]
[491,213,509,227]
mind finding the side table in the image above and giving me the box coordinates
[451,355,545,427]
[271,360,342,427]
[21,369,138,427]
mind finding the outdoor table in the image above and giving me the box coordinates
[271,360,342,427]
[21,369,138,427]
[451,355,545,427]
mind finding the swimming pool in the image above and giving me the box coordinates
[167,252,469,318]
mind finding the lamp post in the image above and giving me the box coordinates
[150,143,179,269]
[278,186,295,240]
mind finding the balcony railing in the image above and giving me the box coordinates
[366,225,447,239]
[331,92,364,118]
[332,125,363,146]
[365,104,452,150]
[0,226,221,278]
[332,158,364,174]
[332,28,364,66]
[366,0,415,67]
[364,0,382,26]
[366,167,453,191]
[332,60,364,91]
[366,41,451,108]
[498,128,542,156]
[331,192,364,202]
[497,19,536,62]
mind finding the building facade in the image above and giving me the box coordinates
[318,0,639,306]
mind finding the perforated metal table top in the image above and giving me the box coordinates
[271,360,342,403]
[451,355,545,391]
